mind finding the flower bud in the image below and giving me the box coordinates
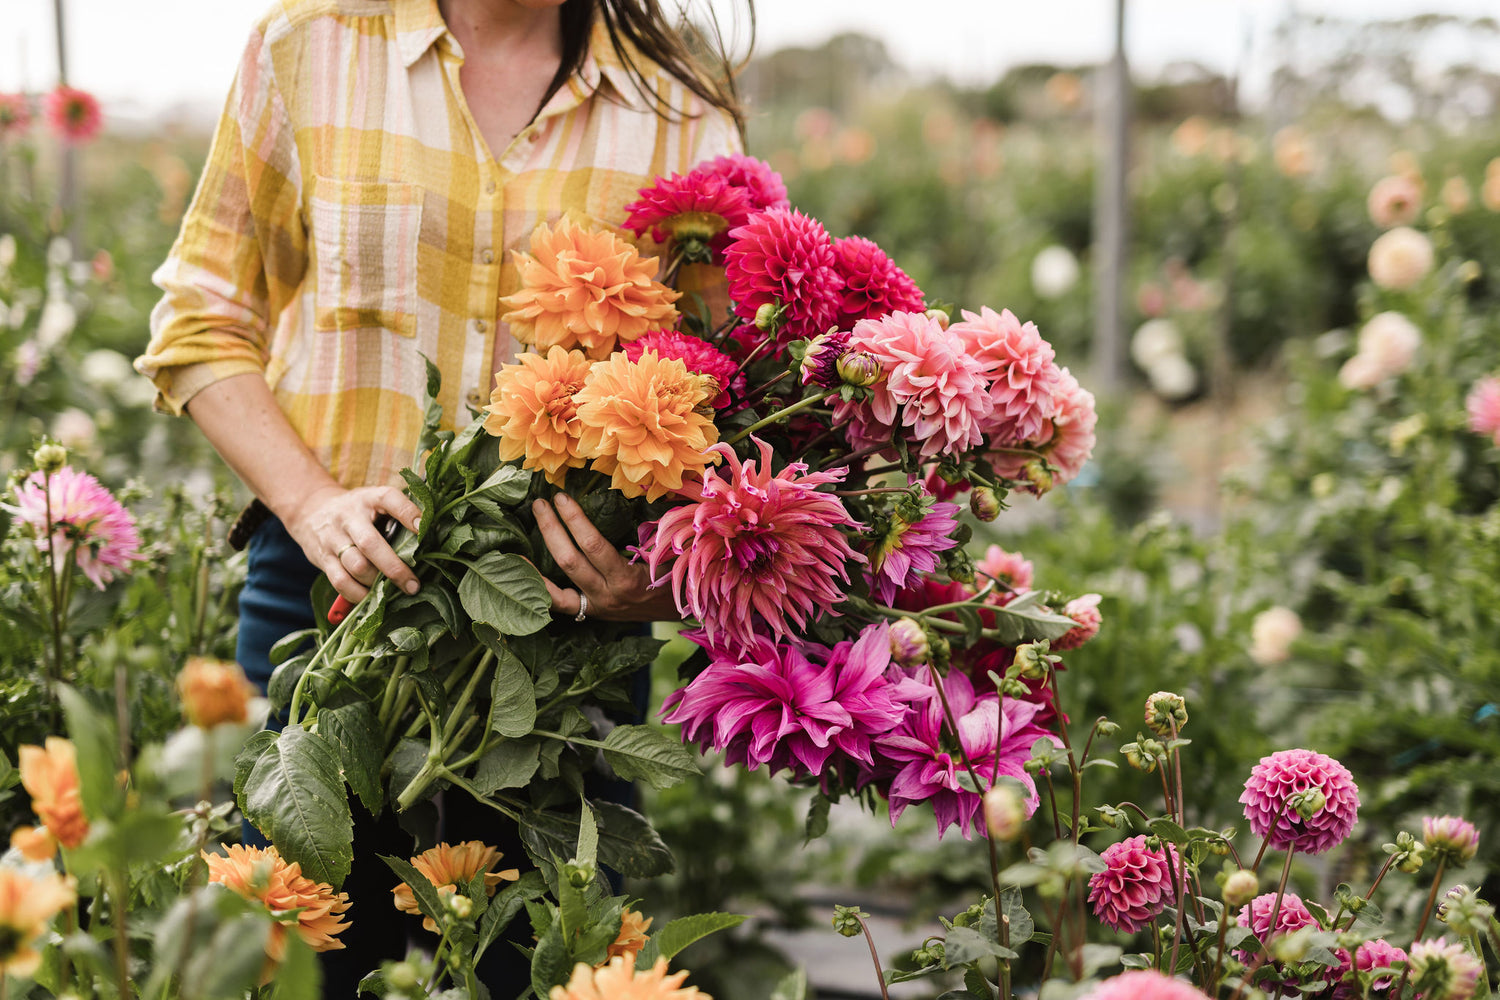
[1143,691,1188,737]
[1095,805,1122,828]
[753,301,784,334]
[888,618,930,667]
[912,942,945,967]
[1438,886,1494,937]
[1122,741,1159,774]
[33,443,67,473]
[1022,459,1053,496]
[799,330,850,389]
[832,904,868,938]
[1288,786,1327,821]
[924,308,950,329]
[386,962,422,992]
[969,486,1001,522]
[1423,814,1481,865]
[1386,830,1426,873]
[178,657,257,728]
[929,632,952,672]
[983,783,1027,842]
[445,893,474,919]
[836,350,881,387]
[1096,720,1120,737]
[1222,869,1258,909]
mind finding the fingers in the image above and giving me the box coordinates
[533,494,679,623]
[346,516,421,595]
[374,485,424,536]
[533,495,609,596]
[289,485,422,604]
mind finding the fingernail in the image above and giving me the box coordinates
[555,493,574,509]
[405,580,420,595]
[532,498,545,512]
[413,517,422,533]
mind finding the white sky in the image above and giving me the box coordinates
[2,0,1497,124]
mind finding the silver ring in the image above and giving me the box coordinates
[574,593,588,622]
[335,542,356,559]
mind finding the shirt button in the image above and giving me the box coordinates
[466,389,485,407]
[481,249,495,265]
[474,319,488,333]
[485,180,497,195]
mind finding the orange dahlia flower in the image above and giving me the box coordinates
[501,217,680,359]
[392,840,520,933]
[0,868,76,977]
[9,824,57,861]
[606,906,653,962]
[574,352,719,502]
[18,737,89,850]
[484,346,595,486]
[202,844,351,965]
[551,953,709,1000]
[178,656,257,728]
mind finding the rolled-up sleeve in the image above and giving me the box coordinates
[135,23,306,415]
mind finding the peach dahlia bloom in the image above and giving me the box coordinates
[1367,175,1423,229]
[1367,226,1434,291]
[551,953,709,1000]
[392,840,519,933]
[178,656,257,728]
[203,844,351,963]
[18,736,89,850]
[484,346,595,486]
[501,217,680,359]
[574,351,719,502]
[0,868,76,978]
[607,907,653,961]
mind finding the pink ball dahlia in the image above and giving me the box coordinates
[663,622,907,778]
[1081,970,1210,1000]
[0,93,31,138]
[1332,939,1407,999]
[950,306,1061,446]
[1042,367,1097,488]
[622,331,744,408]
[1087,835,1178,933]
[698,154,790,215]
[621,171,755,246]
[723,208,844,345]
[1240,749,1360,855]
[1465,376,1500,446]
[830,236,925,330]
[975,544,1034,596]
[1408,938,1483,1000]
[865,496,961,606]
[1052,593,1104,651]
[1423,815,1481,864]
[639,437,865,652]
[42,85,102,144]
[7,467,143,589]
[872,668,1057,839]
[1233,891,1321,968]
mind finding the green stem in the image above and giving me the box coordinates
[1339,855,1396,933]
[41,473,67,708]
[111,870,133,999]
[377,656,410,728]
[441,650,495,745]
[287,595,367,725]
[854,914,892,1000]
[425,922,455,994]
[724,388,834,445]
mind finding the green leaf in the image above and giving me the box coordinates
[1148,818,1191,846]
[269,628,318,666]
[770,968,809,1000]
[986,590,1079,645]
[268,932,322,1000]
[238,725,354,886]
[531,921,572,998]
[58,685,124,819]
[317,690,385,816]
[805,793,831,841]
[944,925,1019,965]
[965,968,996,1000]
[490,645,538,738]
[472,464,533,507]
[459,552,552,637]
[601,725,700,789]
[68,809,183,871]
[520,802,674,878]
[576,799,599,867]
[1000,887,1034,945]
[233,729,278,799]
[653,912,747,962]
[472,738,541,795]
[477,871,548,957]
[381,854,446,928]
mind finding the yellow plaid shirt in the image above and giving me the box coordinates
[138,0,738,489]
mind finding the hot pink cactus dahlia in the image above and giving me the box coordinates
[7,467,143,589]
[1240,749,1360,855]
[1087,835,1179,933]
[640,437,865,652]
[723,208,845,345]
[865,497,960,606]
[698,154,790,215]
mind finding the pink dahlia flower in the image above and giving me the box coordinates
[1052,594,1103,651]
[1087,835,1178,933]
[799,330,852,390]
[1233,891,1321,969]
[640,437,865,652]
[866,496,961,606]
[1423,815,1480,864]
[622,331,744,408]
[1332,939,1407,999]
[1408,938,1482,1000]
[830,236,925,330]
[1044,367,1097,487]
[1465,376,1500,446]
[1240,748,1360,855]
[950,306,1060,446]
[833,311,996,460]
[976,544,1034,596]
[42,85,102,144]
[698,154,790,216]
[1081,970,1210,1000]
[621,171,754,246]
[7,468,143,589]
[663,622,907,778]
[1367,175,1423,229]
[873,668,1057,839]
[723,208,844,345]
[0,93,31,138]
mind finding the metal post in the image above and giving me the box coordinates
[53,0,80,249]
[1091,0,1130,392]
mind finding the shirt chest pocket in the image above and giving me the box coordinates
[309,177,423,338]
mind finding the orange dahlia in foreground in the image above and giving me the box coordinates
[574,352,718,502]
[484,346,595,486]
[551,953,709,1000]
[0,868,76,977]
[501,217,680,359]
[607,906,653,961]
[18,736,89,850]
[392,840,519,933]
[203,844,351,964]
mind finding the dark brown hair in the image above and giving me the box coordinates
[545,0,753,135]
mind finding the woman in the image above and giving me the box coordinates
[137,0,747,989]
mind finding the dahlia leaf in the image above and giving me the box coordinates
[269,933,321,1000]
[1148,817,1191,847]
[595,801,674,877]
[192,913,276,1000]
[380,853,448,928]
[805,793,831,842]
[472,738,541,794]
[1000,887,1035,944]
[769,967,809,1000]
[239,725,354,886]
[601,724,700,789]
[650,911,748,963]
[490,645,538,738]
[316,685,385,816]
[472,463,532,507]
[985,591,1079,645]
[530,920,572,998]
[943,925,1018,966]
[476,871,547,957]
[58,685,124,819]
[458,551,551,637]
[576,799,599,868]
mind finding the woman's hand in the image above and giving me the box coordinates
[284,484,424,604]
[533,493,680,623]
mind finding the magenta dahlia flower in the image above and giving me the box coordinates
[1233,891,1322,969]
[1081,970,1210,1000]
[866,496,960,605]
[1466,376,1500,446]
[723,208,845,345]
[1423,815,1481,864]
[698,154,790,215]
[975,544,1033,596]
[872,667,1057,839]
[1052,594,1103,651]
[1087,835,1179,933]
[621,171,754,246]
[1408,938,1482,1000]
[622,331,745,408]
[662,624,908,778]
[833,311,996,460]
[7,468,143,589]
[640,437,865,651]
[0,93,31,138]
[1240,749,1360,855]
[42,85,102,144]
[830,236,925,330]
[951,306,1060,445]
[1332,939,1407,999]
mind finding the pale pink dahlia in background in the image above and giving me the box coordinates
[622,331,744,408]
[1368,226,1435,291]
[950,306,1060,445]
[1367,174,1423,229]
[1087,835,1178,932]
[698,154,790,215]
[873,668,1056,839]
[865,497,961,605]
[1408,938,1483,1000]
[1423,815,1480,864]
[1081,971,1210,1000]
[41,85,102,144]
[723,208,844,344]
[1465,376,1500,445]
[621,171,754,245]
[0,93,31,138]
[1240,748,1360,855]
[663,623,906,778]
[640,437,864,652]
[1332,939,1407,999]
[7,468,143,589]
[830,236,925,330]
[1233,891,1321,968]
[976,544,1033,596]
[1051,593,1103,651]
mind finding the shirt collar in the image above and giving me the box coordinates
[395,0,447,68]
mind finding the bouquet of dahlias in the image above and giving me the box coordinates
[237,154,1104,992]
